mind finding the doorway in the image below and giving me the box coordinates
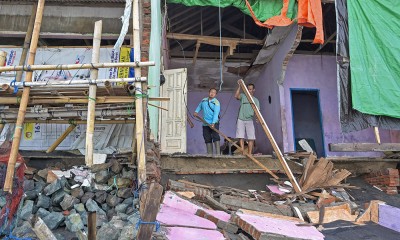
[290,89,325,157]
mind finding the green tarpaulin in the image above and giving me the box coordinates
[348,0,400,118]
[167,0,297,22]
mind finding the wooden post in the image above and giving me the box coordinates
[137,183,163,240]
[133,0,146,185]
[238,79,302,193]
[196,116,279,179]
[30,215,57,240]
[16,3,37,82]
[4,0,45,193]
[85,20,102,167]
[374,127,381,144]
[46,124,77,153]
[87,211,97,240]
[0,51,6,67]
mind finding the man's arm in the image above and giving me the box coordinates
[193,101,202,117]
[235,80,241,100]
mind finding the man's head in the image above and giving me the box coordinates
[247,83,255,95]
[209,88,218,99]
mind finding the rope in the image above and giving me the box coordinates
[68,119,77,126]
[218,0,224,92]
[106,175,119,191]
[9,80,19,95]
[86,96,96,102]
[135,219,161,232]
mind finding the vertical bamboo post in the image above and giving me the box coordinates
[16,3,37,82]
[4,0,45,193]
[374,127,381,144]
[0,51,6,67]
[133,0,146,185]
[46,124,77,153]
[85,20,102,167]
[87,212,97,240]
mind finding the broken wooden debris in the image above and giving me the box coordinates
[30,215,57,240]
[196,209,238,233]
[306,203,358,224]
[329,143,400,152]
[356,200,385,223]
[168,179,213,198]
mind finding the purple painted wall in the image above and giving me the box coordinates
[187,91,239,154]
[283,54,400,157]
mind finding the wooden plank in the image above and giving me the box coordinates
[238,79,301,193]
[356,200,385,223]
[196,116,278,179]
[329,143,400,152]
[306,203,357,224]
[3,0,45,193]
[31,215,57,240]
[88,212,97,240]
[137,183,164,240]
[166,33,264,45]
[374,127,381,144]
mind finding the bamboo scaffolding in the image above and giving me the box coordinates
[4,0,45,193]
[16,4,37,82]
[104,81,115,96]
[46,124,77,153]
[133,0,146,185]
[0,96,169,105]
[1,119,135,124]
[0,109,135,119]
[85,20,102,167]
[0,61,155,72]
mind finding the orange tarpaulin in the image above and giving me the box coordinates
[245,0,324,44]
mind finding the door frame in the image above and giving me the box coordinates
[290,88,326,157]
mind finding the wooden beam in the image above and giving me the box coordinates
[374,127,381,144]
[313,31,336,54]
[238,79,301,193]
[0,31,125,40]
[4,0,45,193]
[167,33,264,45]
[88,212,97,240]
[222,25,258,40]
[329,143,400,152]
[137,183,163,240]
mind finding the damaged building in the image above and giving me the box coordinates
[0,0,399,239]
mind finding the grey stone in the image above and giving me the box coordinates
[12,221,37,239]
[122,197,134,206]
[95,170,110,184]
[121,168,135,179]
[70,188,84,199]
[127,211,140,225]
[37,194,51,209]
[36,208,50,219]
[115,204,128,213]
[126,207,135,215]
[44,179,62,196]
[101,203,110,212]
[51,189,66,205]
[109,216,125,230]
[97,212,108,227]
[74,203,86,213]
[49,206,63,212]
[117,188,132,199]
[60,194,79,210]
[23,179,35,191]
[117,212,129,221]
[106,194,121,207]
[97,223,121,240]
[86,198,101,212]
[0,196,6,208]
[81,212,88,226]
[20,200,34,221]
[111,159,123,174]
[94,190,107,204]
[37,169,48,179]
[81,192,95,204]
[25,189,39,200]
[70,209,77,215]
[60,176,70,189]
[119,225,137,240]
[65,213,84,232]
[35,180,46,192]
[42,212,65,230]
[107,208,116,220]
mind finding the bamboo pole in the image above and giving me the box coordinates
[4,0,45,193]
[238,79,302,193]
[0,96,169,105]
[0,61,155,72]
[46,124,77,153]
[0,51,6,67]
[2,84,15,94]
[85,20,102,167]
[1,119,135,124]
[374,127,381,144]
[133,0,146,185]
[16,4,37,82]
[104,81,115,96]
[88,212,97,240]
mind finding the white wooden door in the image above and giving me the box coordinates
[160,68,187,153]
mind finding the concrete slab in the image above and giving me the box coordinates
[162,191,204,215]
[165,227,225,240]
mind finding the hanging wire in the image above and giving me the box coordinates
[218,0,224,92]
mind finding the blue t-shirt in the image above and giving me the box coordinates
[195,97,221,125]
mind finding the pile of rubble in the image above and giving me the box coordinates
[364,168,399,195]
[1,141,162,240]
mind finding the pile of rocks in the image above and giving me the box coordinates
[8,159,141,240]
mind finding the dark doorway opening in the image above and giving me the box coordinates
[290,89,325,157]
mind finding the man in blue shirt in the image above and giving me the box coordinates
[194,88,221,155]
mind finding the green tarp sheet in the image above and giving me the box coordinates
[167,0,297,22]
[348,0,400,118]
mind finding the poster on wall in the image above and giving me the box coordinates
[0,47,134,151]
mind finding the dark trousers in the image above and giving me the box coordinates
[202,123,220,143]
